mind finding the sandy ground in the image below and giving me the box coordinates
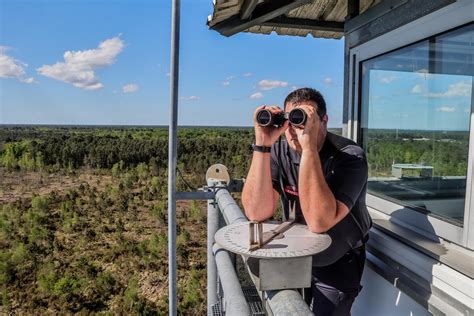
[0,168,114,204]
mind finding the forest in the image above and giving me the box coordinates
[0,126,255,314]
[0,126,468,314]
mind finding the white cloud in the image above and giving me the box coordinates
[411,84,422,94]
[21,77,35,84]
[222,75,236,85]
[258,79,288,90]
[250,92,264,99]
[123,83,139,93]
[0,47,35,83]
[181,96,200,101]
[436,106,456,112]
[415,69,438,80]
[37,36,124,90]
[0,46,10,54]
[323,77,333,85]
[428,81,471,98]
[0,52,24,78]
[379,75,397,84]
[243,72,252,77]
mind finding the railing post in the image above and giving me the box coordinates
[207,180,220,314]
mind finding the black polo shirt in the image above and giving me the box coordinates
[270,132,372,266]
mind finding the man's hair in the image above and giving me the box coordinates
[284,87,326,118]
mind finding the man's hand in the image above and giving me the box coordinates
[254,105,289,147]
[293,104,323,152]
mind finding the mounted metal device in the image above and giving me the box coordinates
[206,163,231,185]
[215,204,332,291]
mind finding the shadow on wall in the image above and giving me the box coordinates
[351,207,447,316]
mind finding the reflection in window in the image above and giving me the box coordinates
[360,24,473,225]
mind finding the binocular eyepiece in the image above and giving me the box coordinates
[256,108,307,127]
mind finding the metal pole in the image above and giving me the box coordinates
[168,0,180,315]
[213,244,251,315]
[207,180,220,315]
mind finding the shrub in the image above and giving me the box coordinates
[188,201,203,222]
[96,271,116,297]
[180,268,202,310]
[53,275,81,300]
[37,266,57,294]
[123,276,139,311]
[0,251,13,285]
[150,203,166,224]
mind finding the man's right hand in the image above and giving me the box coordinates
[253,105,289,147]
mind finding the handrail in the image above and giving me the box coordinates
[213,243,250,315]
[209,184,313,315]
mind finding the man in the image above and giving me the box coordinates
[242,87,372,315]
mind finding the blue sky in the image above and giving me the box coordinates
[0,0,345,127]
[365,70,472,131]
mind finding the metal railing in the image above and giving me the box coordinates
[206,179,312,316]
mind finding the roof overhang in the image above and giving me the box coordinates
[208,0,382,39]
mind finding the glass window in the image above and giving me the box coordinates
[360,24,473,226]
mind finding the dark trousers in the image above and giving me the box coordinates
[305,246,366,316]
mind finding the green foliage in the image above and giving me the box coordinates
[150,202,166,224]
[18,152,36,171]
[0,251,13,285]
[0,204,19,240]
[180,268,203,310]
[53,275,82,300]
[1,290,10,308]
[365,130,469,177]
[59,201,79,232]
[10,243,29,265]
[136,162,149,181]
[0,127,255,181]
[1,142,27,171]
[0,141,44,172]
[35,151,45,171]
[149,233,167,258]
[37,266,57,294]
[123,276,139,311]
[122,171,137,189]
[31,195,49,213]
[96,271,116,297]
[187,201,204,222]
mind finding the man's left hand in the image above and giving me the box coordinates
[294,104,322,153]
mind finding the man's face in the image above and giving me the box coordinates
[284,100,328,152]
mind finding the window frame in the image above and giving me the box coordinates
[347,0,474,248]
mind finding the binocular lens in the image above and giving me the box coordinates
[256,109,272,126]
[256,108,307,127]
[288,108,306,126]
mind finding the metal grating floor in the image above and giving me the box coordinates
[242,286,265,315]
[211,301,222,316]
[211,287,265,315]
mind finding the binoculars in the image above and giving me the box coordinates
[256,108,307,127]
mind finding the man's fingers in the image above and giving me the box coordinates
[277,120,290,133]
[268,105,282,114]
